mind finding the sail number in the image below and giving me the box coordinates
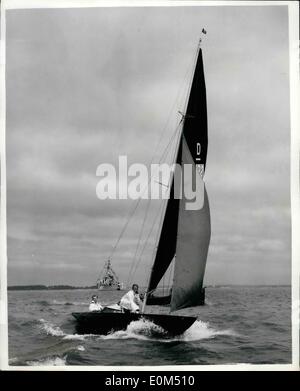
[149,375,195,386]
[196,142,204,177]
[197,142,201,157]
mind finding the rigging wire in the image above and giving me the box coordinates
[126,195,152,287]
[125,131,180,286]
[126,128,180,287]
[127,118,184,286]
[107,121,182,263]
[126,125,182,285]
[145,124,183,292]
[131,195,167,286]
[167,259,174,291]
[103,40,201,286]
[141,41,201,297]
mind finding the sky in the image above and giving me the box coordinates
[5,4,291,286]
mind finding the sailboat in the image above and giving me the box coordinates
[97,260,123,290]
[72,39,210,335]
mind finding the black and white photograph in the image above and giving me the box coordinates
[0,0,299,369]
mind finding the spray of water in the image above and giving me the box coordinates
[26,356,67,366]
[98,319,236,342]
[38,318,236,343]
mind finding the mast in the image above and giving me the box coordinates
[142,130,183,313]
[146,137,183,295]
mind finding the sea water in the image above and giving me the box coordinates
[7,286,291,366]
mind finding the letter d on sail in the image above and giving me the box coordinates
[182,138,205,211]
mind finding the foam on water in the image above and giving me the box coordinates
[9,357,19,365]
[38,317,236,343]
[39,319,65,337]
[39,319,95,340]
[182,320,237,341]
[98,319,236,342]
[26,356,67,366]
[63,334,92,341]
[99,318,168,341]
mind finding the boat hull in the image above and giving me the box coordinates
[72,311,196,335]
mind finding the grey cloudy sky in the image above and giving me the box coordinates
[6,5,291,286]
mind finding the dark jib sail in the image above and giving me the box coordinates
[147,47,210,311]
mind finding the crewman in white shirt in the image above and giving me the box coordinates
[89,295,103,311]
[120,284,141,313]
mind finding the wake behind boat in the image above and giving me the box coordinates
[72,35,210,336]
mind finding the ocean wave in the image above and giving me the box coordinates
[39,319,65,337]
[38,318,95,340]
[34,300,51,306]
[38,317,236,344]
[99,318,168,341]
[21,319,42,327]
[52,300,89,306]
[97,319,236,342]
[9,357,19,365]
[10,354,67,367]
[63,334,93,341]
[182,320,237,341]
[26,356,67,366]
